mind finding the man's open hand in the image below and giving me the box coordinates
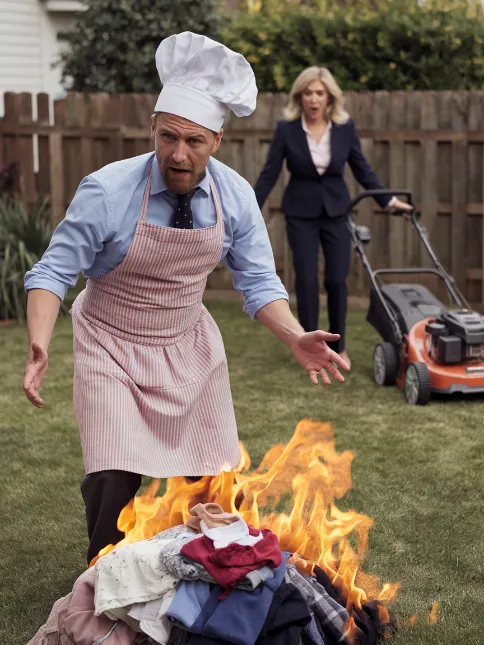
[291,331,350,385]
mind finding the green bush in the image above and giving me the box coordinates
[0,200,57,322]
[221,1,484,91]
[59,0,224,92]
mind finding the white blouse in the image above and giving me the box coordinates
[301,116,397,206]
[301,116,332,176]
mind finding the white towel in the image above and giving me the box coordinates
[94,535,177,617]
[200,517,263,549]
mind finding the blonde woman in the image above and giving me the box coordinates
[255,67,411,366]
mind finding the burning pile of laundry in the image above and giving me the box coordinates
[27,501,390,645]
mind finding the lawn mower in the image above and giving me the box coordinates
[348,189,484,405]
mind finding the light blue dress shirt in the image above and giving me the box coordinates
[24,152,288,319]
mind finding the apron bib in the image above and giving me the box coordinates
[71,162,240,477]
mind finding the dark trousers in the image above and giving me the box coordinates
[80,470,203,564]
[81,470,142,564]
[286,212,352,353]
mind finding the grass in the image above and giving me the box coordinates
[1,301,484,645]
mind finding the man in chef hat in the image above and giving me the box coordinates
[23,32,350,563]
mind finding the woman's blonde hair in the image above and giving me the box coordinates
[283,66,349,124]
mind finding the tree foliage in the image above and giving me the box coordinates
[221,0,484,91]
[59,0,484,93]
[60,0,224,92]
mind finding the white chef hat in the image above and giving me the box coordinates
[154,31,258,132]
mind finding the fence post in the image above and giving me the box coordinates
[2,93,21,197]
[467,92,484,307]
[420,92,439,296]
[49,98,66,224]
[37,93,51,203]
[450,92,470,297]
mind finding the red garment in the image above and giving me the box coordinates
[180,527,282,590]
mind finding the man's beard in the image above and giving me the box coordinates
[163,164,206,195]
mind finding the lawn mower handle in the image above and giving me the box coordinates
[348,188,470,314]
[349,189,414,211]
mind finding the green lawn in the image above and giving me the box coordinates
[1,301,483,645]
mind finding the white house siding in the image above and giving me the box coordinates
[0,0,81,117]
[38,10,74,99]
[0,0,44,95]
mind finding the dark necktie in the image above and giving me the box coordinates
[173,189,196,229]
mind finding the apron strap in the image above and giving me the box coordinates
[209,176,223,225]
[139,165,153,224]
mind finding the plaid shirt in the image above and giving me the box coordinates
[285,565,349,643]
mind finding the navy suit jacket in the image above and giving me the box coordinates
[254,117,392,218]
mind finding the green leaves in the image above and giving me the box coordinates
[222,2,484,92]
[57,0,484,93]
[0,200,55,322]
[59,0,224,93]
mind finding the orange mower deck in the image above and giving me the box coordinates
[396,319,484,395]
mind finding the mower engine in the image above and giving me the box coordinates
[425,310,484,365]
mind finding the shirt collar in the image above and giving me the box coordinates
[301,115,332,137]
[150,154,211,196]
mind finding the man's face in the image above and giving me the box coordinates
[151,113,223,194]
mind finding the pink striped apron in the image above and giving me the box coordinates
[70,164,240,478]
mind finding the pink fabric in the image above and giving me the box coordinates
[26,596,70,645]
[26,569,137,645]
[180,527,282,590]
[71,161,240,478]
[186,503,240,532]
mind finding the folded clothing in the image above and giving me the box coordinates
[166,580,211,631]
[255,581,312,645]
[186,503,240,532]
[285,566,349,644]
[180,528,282,591]
[243,565,275,590]
[158,526,274,591]
[94,530,179,616]
[27,568,138,645]
[313,567,341,603]
[189,552,289,645]
[166,627,192,645]
[301,612,327,645]
[158,528,212,583]
[201,517,262,549]
[127,587,177,645]
[350,600,387,645]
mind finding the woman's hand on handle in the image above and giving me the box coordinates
[388,198,414,213]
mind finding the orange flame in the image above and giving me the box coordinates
[429,602,439,624]
[91,419,399,619]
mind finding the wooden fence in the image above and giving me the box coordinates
[1,90,484,306]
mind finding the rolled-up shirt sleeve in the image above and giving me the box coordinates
[225,187,288,319]
[24,177,112,301]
